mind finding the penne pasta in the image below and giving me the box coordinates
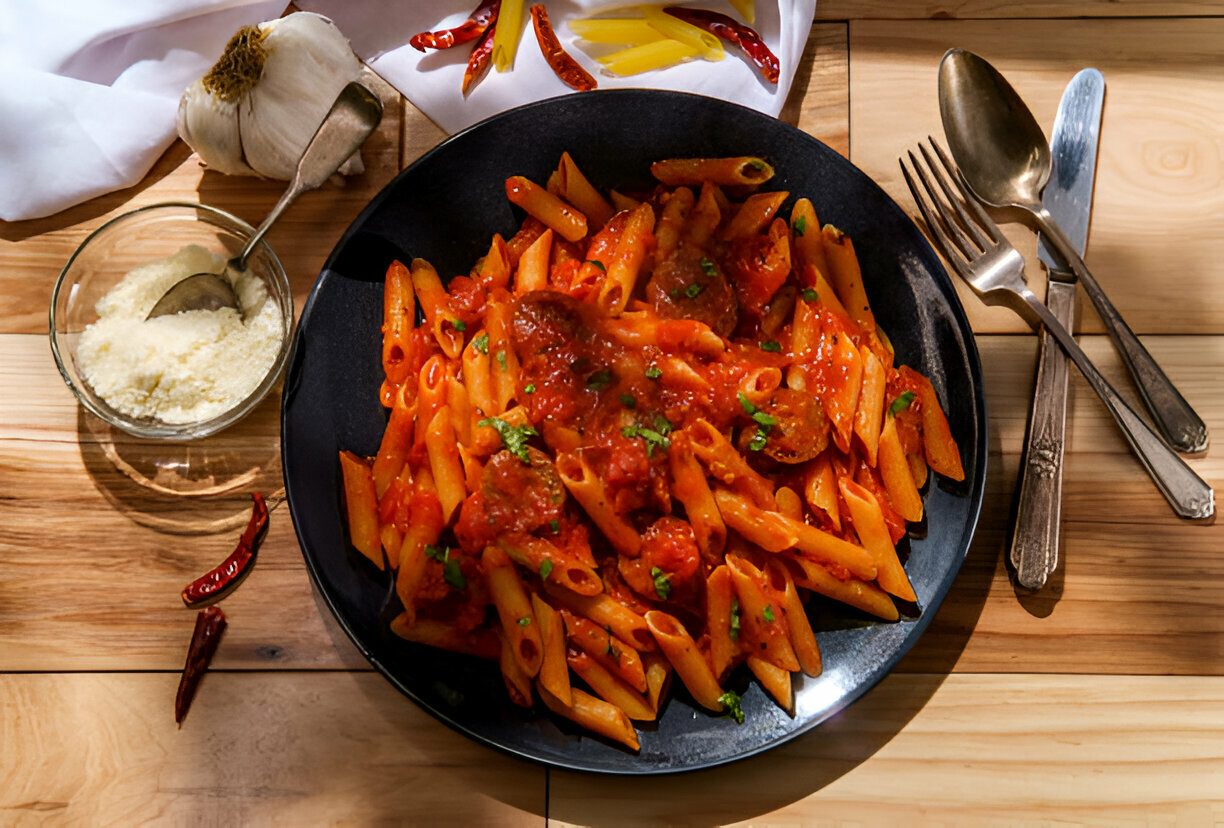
[339,152,963,751]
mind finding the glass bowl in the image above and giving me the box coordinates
[50,202,293,441]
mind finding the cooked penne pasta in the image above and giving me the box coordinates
[340,153,963,751]
[645,610,725,712]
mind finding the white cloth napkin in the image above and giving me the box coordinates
[0,0,285,222]
[0,1,814,222]
[302,1,816,135]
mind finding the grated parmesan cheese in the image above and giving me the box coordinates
[77,244,283,425]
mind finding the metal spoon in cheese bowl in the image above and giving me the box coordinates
[147,81,384,320]
[937,48,1208,455]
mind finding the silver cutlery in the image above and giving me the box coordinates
[938,48,1208,455]
[1010,68,1105,590]
[900,139,1214,522]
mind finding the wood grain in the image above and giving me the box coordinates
[548,674,1224,826]
[849,18,1224,335]
[783,23,850,156]
[0,672,545,826]
[4,329,1218,673]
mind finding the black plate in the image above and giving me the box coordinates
[282,90,986,775]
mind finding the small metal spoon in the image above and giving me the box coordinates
[938,48,1208,454]
[147,81,384,320]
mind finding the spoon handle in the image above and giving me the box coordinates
[1010,286,1214,521]
[234,82,383,269]
[1034,208,1209,454]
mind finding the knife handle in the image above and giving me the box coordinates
[1035,210,1209,454]
[1010,278,1074,589]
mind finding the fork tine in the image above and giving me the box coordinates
[916,140,997,252]
[903,148,979,266]
[899,153,971,278]
[926,138,1003,244]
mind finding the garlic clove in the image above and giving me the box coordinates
[177,78,256,176]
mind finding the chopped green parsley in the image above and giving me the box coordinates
[793,215,807,236]
[473,332,489,354]
[650,566,672,600]
[700,257,718,278]
[451,319,466,332]
[619,393,636,408]
[719,690,745,724]
[539,559,553,580]
[495,349,508,370]
[517,616,532,627]
[763,604,776,623]
[729,597,741,640]
[587,260,606,273]
[802,287,819,302]
[684,282,704,299]
[523,383,536,394]
[758,340,782,353]
[479,417,538,463]
[645,366,662,380]
[889,390,916,416]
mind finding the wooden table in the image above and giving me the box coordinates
[3,3,1222,823]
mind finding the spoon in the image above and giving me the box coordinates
[937,48,1208,455]
[147,81,384,320]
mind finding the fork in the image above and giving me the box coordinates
[900,138,1214,521]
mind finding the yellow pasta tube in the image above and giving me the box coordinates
[766,558,822,677]
[686,418,775,509]
[640,6,724,60]
[485,299,521,414]
[461,329,494,419]
[854,345,886,467]
[720,191,789,240]
[389,614,499,660]
[706,564,738,680]
[596,39,700,76]
[492,0,526,72]
[570,17,665,45]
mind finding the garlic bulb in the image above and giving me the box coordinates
[177,12,366,179]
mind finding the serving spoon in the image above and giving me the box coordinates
[937,48,1208,455]
[147,81,384,320]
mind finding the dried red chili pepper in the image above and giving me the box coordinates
[530,5,596,92]
[411,0,501,52]
[663,7,780,85]
[463,18,498,96]
[174,605,227,726]
[181,492,268,608]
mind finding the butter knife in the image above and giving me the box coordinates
[1010,68,1105,590]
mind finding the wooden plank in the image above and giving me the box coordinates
[783,23,850,157]
[0,672,545,826]
[849,18,1224,335]
[816,0,1224,18]
[548,674,1224,826]
[0,73,405,336]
